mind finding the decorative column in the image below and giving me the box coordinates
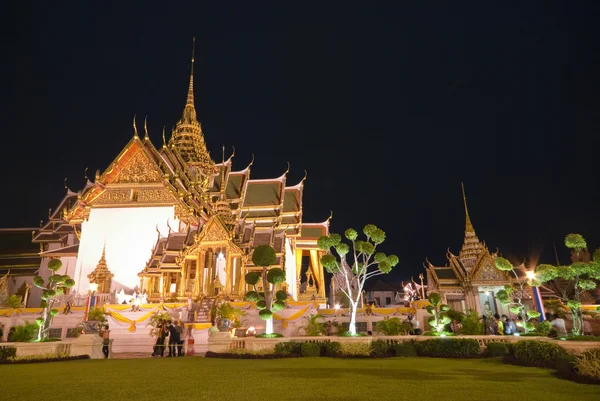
[296,250,303,297]
[205,251,214,295]
[225,252,233,295]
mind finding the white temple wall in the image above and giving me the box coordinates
[73,206,179,296]
[284,238,297,300]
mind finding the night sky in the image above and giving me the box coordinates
[2,2,600,283]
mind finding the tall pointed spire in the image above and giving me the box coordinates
[169,36,214,168]
[461,182,474,233]
[187,36,195,108]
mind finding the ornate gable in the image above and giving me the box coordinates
[196,217,232,243]
[472,256,507,282]
[114,150,163,184]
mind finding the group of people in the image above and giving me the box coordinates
[152,319,184,357]
[478,313,520,335]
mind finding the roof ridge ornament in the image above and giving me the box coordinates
[144,115,149,141]
[133,114,138,138]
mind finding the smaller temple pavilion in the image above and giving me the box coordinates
[424,184,533,316]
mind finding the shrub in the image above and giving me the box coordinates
[485,342,508,357]
[324,341,342,357]
[10,323,38,342]
[507,340,567,368]
[460,310,483,335]
[566,335,600,342]
[300,342,321,357]
[0,347,17,360]
[0,354,90,364]
[536,320,552,336]
[370,340,393,357]
[574,348,600,381]
[340,342,371,357]
[395,343,417,357]
[414,338,481,358]
[274,341,302,357]
[375,318,411,335]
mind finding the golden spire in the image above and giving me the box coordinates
[461,182,474,233]
[187,36,195,108]
[162,126,166,148]
[220,144,226,197]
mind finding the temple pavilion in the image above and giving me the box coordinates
[29,45,329,307]
[424,184,533,316]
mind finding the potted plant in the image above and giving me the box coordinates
[215,302,245,332]
[84,307,108,333]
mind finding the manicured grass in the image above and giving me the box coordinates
[1,357,599,401]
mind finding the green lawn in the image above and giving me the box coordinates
[1,357,599,401]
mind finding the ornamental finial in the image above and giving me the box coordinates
[162,126,166,148]
[144,115,149,141]
[133,114,138,138]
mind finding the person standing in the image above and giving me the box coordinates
[167,321,179,357]
[152,319,166,357]
[100,325,111,359]
[175,321,184,357]
[550,313,568,337]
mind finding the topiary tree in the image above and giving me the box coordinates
[534,234,600,336]
[245,245,287,335]
[33,259,75,341]
[425,292,451,334]
[494,257,539,333]
[318,224,399,336]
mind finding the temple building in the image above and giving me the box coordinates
[30,45,330,306]
[424,184,533,316]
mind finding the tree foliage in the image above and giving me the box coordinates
[245,245,287,333]
[318,224,398,336]
[493,257,537,333]
[533,234,600,336]
[33,259,75,341]
[425,292,451,334]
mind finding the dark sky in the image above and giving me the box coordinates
[2,2,600,282]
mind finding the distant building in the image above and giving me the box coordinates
[364,280,403,307]
[0,228,40,307]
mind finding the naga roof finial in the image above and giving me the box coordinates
[132,114,138,138]
[144,115,149,141]
[162,126,166,148]
[461,182,474,233]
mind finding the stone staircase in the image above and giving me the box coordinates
[195,297,215,323]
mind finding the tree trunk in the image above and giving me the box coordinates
[262,266,274,335]
[348,300,358,336]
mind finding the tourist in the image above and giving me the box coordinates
[100,324,111,359]
[407,314,420,335]
[503,315,517,335]
[550,313,568,337]
[167,320,179,357]
[481,315,492,335]
[175,321,184,357]
[152,319,167,357]
[450,319,461,334]
[494,314,504,335]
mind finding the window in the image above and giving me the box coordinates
[385,297,392,305]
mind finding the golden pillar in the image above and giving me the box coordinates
[225,252,232,295]
[296,250,303,297]
[205,250,214,295]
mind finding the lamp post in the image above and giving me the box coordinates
[526,271,546,322]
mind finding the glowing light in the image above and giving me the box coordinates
[89,283,98,293]
[170,283,177,293]
[73,207,179,295]
[440,334,446,337]
[218,252,224,259]
[334,304,340,310]
[526,271,536,280]
[513,333,520,337]
[246,326,256,336]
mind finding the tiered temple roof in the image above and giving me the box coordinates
[425,184,509,293]
[30,41,330,292]
[0,228,42,276]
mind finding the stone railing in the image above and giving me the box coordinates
[208,333,600,354]
[0,334,111,359]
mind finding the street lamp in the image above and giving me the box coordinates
[525,271,536,280]
[525,270,546,322]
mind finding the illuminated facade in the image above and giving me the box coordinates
[32,48,329,305]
